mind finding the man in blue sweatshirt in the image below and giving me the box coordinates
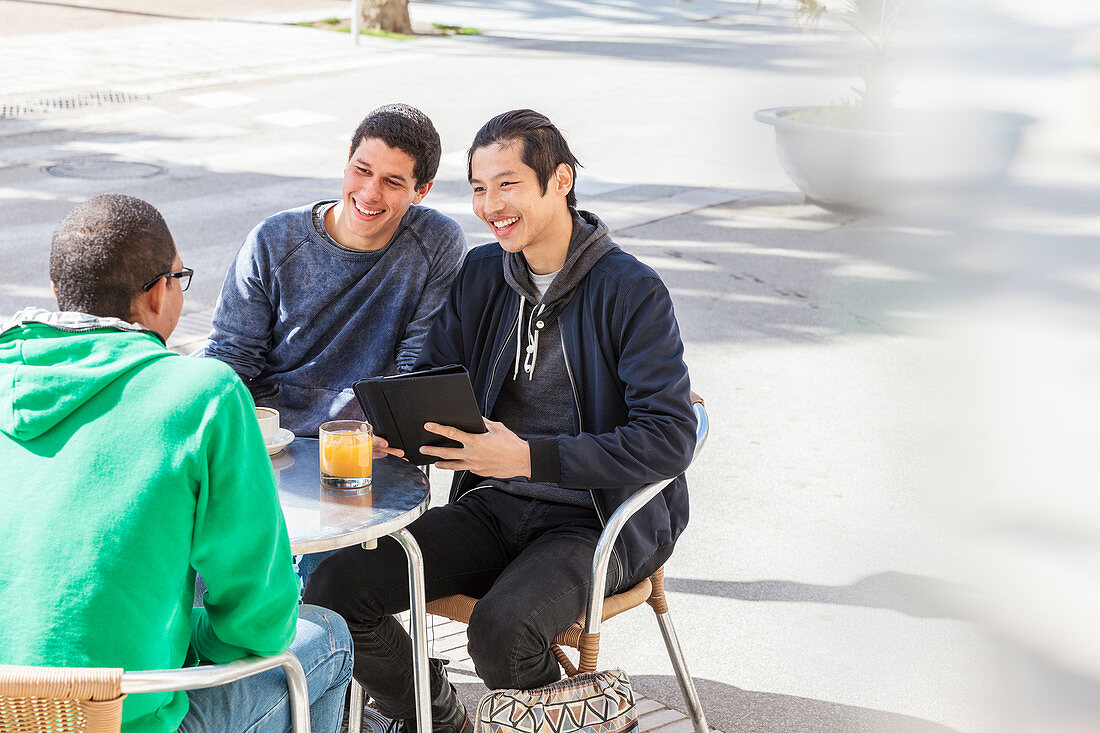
[206,103,467,437]
[305,110,696,733]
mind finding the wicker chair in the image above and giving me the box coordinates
[0,651,312,733]
[426,398,710,733]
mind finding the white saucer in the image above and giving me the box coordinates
[266,428,294,456]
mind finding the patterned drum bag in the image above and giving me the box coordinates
[475,669,637,733]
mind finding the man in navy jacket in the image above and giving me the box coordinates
[305,110,695,733]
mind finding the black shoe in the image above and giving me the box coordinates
[405,659,469,733]
[342,659,468,733]
[350,706,467,733]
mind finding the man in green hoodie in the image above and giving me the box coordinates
[0,194,354,733]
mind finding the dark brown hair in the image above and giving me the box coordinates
[467,109,581,208]
[349,103,442,188]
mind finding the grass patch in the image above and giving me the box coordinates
[432,23,483,35]
[294,18,415,39]
[359,27,417,40]
[293,18,482,39]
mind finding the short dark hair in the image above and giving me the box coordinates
[467,109,581,208]
[349,103,441,188]
[49,194,176,320]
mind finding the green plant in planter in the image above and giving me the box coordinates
[784,0,908,127]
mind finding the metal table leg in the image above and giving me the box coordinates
[348,680,365,733]
[393,528,432,733]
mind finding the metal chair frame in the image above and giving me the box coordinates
[0,650,311,732]
[426,400,711,733]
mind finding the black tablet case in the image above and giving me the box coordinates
[352,365,487,465]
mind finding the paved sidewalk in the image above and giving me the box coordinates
[2,1,1098,731]
[0,19,400,104]
[0,0,801,112]
[0,0,345,32]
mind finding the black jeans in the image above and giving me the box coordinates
[302,488,620,722]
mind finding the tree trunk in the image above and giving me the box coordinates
[360,0,413,34]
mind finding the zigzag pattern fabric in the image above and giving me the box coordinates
[475,669,638,733]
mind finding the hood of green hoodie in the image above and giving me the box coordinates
[0,308,173,441]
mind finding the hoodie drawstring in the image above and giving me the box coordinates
[512,293,524,380]
[513,296,546,382]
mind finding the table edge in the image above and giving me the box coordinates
[288,489,430,555]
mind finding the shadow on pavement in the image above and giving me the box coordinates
[599,179,1100,346]
[635,674,960,733]
[432,0,791,28]
[415,0,852,73]
[451,669,960,733]
[665,571,976,621]
[463,33,850,74]
[0,118,342,316]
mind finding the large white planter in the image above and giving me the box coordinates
[754,106,1032,211]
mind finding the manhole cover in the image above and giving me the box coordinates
[1,91,149,119]
[44,159,167,180]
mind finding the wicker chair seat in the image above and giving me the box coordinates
[0,665,124,732]
[426,569,664,677]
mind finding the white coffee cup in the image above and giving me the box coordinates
[256,407,280,444]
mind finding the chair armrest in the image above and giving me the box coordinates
[121,651,311,732]
[583,401,709,634]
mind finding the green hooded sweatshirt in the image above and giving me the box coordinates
[0,309,299,733]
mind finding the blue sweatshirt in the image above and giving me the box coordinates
[206,201,467,435]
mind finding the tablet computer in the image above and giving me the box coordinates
[353,364,487,465]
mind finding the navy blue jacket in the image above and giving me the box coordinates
[416,238,695,585]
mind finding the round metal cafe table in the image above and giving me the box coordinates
[272,437,433,733]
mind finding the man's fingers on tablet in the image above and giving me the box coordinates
[371,436,403,458]
[421,445,461,460]
[424,422,466,440]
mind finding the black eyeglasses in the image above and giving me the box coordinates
[142,267,193,292]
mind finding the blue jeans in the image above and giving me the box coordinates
[179,604,353,733]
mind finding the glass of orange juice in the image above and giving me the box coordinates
[319,420,373,490]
